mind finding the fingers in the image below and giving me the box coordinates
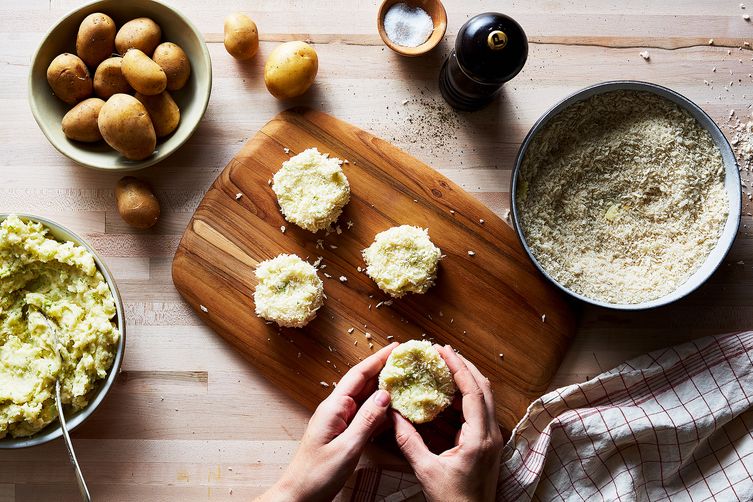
[333,342,398,399]
[309,394,358,444]
[333,389,392,449]
[458,354,497,427]
[391,410,434,469]
[437,345,488,433]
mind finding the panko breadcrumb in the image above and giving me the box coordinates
[272,148,350,232]
[253,254,324,328]
[379,340,456,424]
[362,225,441,298]
[517,90,728,304]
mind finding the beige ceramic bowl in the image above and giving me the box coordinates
[29,0,212,172]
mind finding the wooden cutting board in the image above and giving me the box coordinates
[172,107,576,439]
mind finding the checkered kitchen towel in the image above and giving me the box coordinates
[345,331,753,501]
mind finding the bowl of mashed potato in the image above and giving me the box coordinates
[0,214,125,448]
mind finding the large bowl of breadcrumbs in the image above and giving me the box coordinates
[512,81,741,310]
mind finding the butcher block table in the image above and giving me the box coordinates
[1,1,752,500]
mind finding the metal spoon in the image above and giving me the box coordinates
[40,313,92,502]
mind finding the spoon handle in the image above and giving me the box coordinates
[56,381,92,502]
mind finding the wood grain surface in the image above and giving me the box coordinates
[172,107,576,440]
[2,1,753,500]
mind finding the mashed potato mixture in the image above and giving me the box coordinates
[272,148,350,232]
[254,254,324,328]
[362,225,441,298]
[0,215,120,439]
[379,340,456,424]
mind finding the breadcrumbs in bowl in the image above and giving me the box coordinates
[513,82,740,309]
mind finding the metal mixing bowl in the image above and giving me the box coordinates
[0,214,125,448]
[511,81,742,310]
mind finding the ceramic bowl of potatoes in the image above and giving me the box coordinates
[28,0,212,171]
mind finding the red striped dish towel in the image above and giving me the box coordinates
[343,331,753,501]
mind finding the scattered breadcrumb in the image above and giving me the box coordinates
[745,14,751,20]
[235,192,243,200]
[324,272,332,278]
[200,305,208,313]
[639,50,650,60]
[346,220,354,229]
[280,225,286,233]
[283,147,290,154]
[316,239,324,249]
[541,314,546,322]
[467,250,476,256]
[365,333,372,339]
[339,276,347,283]
[709,38,715,45]
[479,218,485,224]
[499,353,504,359]
[348,327,355,334]
[320,381,330,388]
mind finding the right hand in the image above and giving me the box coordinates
[391,344,503,502]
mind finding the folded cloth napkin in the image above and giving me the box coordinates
[344,331,753,501]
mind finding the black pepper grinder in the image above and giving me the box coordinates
[439,12,528,111]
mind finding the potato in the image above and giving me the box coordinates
[93,57,132,99]
[135,91,180,137]
[152,42,191,91]
[46,53,93,104]
[115,176,160,229]
[223,13,259,60]
[76,13,116,68]
[98,94,156,160]
[62,97,105,142]
[115,17,162,55]
[122,49,167,96]
[264,41,318,100]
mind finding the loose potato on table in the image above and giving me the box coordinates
[62,97,105,142]
[122,48,167,96]
[223,13,259,60]
[115,176,160,229]
[135,91,180,138]
[93,56,132,99]
[152,42,191,91]
[98,93,156,160]
[46,53,93,104]
[264,41,318,99]
[76,12,116,68]
[115,17,162,55]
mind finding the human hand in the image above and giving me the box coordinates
[392,345,503,502]
[257,342,398,502]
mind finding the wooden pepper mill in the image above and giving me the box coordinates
[439,12,528,111]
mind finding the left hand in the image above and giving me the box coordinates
[257,342,398,502]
